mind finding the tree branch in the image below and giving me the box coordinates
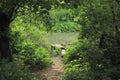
[9,4,19,22]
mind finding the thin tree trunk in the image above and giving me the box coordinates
[111,6,120,46]
[0,35,12,60]
[0,11,12,61]
[110,5,119,80]
[98,32,105,48]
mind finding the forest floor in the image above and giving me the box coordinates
[32,55,64,80]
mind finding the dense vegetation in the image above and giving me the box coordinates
[63,0,120,80]
[50,8,81,32]
[0,15,52,80]
[0,0,120,80]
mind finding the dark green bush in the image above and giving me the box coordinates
[63,40,117,80]
[63,40,87,64]
[63,59,89,80]
[0,59,37,80]
[63,41,89,80]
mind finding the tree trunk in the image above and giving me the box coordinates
[111,6,120,46]
[98,32,105,48]
[0,35,12,60]
[0,11,12,61]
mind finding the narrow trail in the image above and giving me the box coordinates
[33,55,64,80]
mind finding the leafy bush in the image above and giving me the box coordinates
[63,40,84,64]
[63,38,120,80]
[50,8,81,32]
[63,41,89,80]
[10,16,52,69]
[52,48,61,56]
[52,21,81,32]
[63,60,89,80]
[14,41,52,69]
[0,59,37,80]
[10,16,48,50]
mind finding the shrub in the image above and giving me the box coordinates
[50,8,81,32]
[52,48,61,56]
[63,39,118,80]
[32,47,52,68]
[14,41,52,69]
[10,16,52,69]
[63,41,90,80]
[63,59,89,80]
[63,41,82,63]
[0,59,37,80]
[52,21,81,32]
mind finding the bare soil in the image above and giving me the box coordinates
[33,55,64,80]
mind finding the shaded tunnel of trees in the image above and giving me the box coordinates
[0,0,120,80]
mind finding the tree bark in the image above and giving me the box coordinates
[0,5,17,61]
[0,11,12,61]
[111,6,120,46]
[98,32,105,48]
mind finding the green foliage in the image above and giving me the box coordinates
[50,8,81,32]
[63,40,90,80]
[63,39,88,63]
[0,59,37,80]
[63,40,112,80]
[63,0,120,80]
[0,0,52,14]
[10,16,52,69]
[13,42,52,69]
[52,21,81,32]
[1,0,120,79]
[78,1,120,80]
[63,61,89,80]
[10,16,48,49]
[52,48,61,56]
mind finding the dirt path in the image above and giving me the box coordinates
[33,55,64,80]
